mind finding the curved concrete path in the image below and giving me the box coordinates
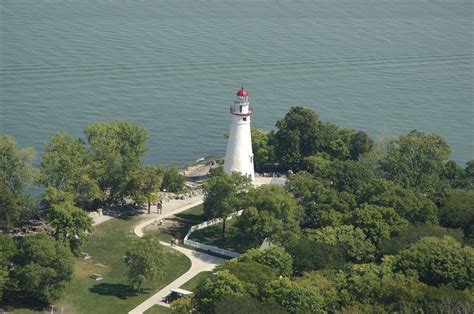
[128,197,225,314]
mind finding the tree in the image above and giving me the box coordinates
[0,135,36,228]
[342,257,427,311]
[349,131,374,160]
[161,166,186,193]
[239,246,293,276]
[84,122,148,207]
[203,172,251,238]
[394,236,474,289]
[380,130,451,198]
[131,165,164,213]
[305,225,376,263]
[0,134,36,196]
[261,277,325,313]
[9,233,74,305]
[345,204,408,247]
[0,181,20,231]
[45,198,92,255]
[124,235,166,292]
[237,185,303,244]
[0,234,15,301]
[171,296,194,313]
[217,260,278,294]
[194,270,247,314]
[296,271,339,311]
[380,224,464,256]
[273,107,321,169]
[251,128,274,167]
[214,296,286,314]
[285,171,356,228]
[439,189,474,241]
[39,132,101,208]
[363,178,439,224]
[285,238,346,275]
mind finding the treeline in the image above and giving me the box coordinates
[0,122,185,307]
[187,106,474,313]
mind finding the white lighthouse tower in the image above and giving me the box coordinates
[223,87,255,181]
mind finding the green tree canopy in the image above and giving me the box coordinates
[261,277,326,313]
[439,188,474,241]
[273,106,321,169]
[237,184,303,244]
[0,135,36,229]
[380,130,451,198]
[394,236,474,289]
[305,225,376,263]
[39,132,101,208]
[161,166,186,193]
[9,233,74,305]
[203,172,251,238]
[251,128,274,166]
[131,165,164,213]
[214,296,287,314]
[362,178,439,224]
[44,196,92,255]
[124,235,166,292]
[345,204,408,247]
[194,270,247,314]
[84,122,148,207]
[239,246,293,276]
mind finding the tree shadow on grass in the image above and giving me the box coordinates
[89,283,150,299]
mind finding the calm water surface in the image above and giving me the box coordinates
[1,0,473,165]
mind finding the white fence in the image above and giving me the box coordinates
[183,210,244,258]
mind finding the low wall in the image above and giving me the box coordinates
[183,210,243,258]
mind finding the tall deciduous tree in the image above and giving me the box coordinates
[239,246,293,276]
[203,172,251,238]
[345,204,408,247]
[84,122,148,207]
[131,165,164,213]
[394,236,474,289]
[45,198,92,255]
[39,132,101,208]
[274,107,320,169]
[161,166,186,193]
[439,189,474,240]
[305,225,376,263]
[124,235,166,292]
[194,270,247,314]
[0,135,36,228]
[237,185,303,244]
[9,233,74,305]
[380,130,451,198]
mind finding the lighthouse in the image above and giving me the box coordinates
[223,87,255,181]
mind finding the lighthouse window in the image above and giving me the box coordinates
[239,106,243,113]
[250,155,253,163]
[243,117,247,121]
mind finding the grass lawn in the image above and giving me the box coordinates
[144,205,204,243]
[189,218,255,254]
[143,305,172,314]
[10,215,191,314]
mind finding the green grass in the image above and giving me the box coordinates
[143,305,173,314]
[33,215,191,314]
[180,271,213,292]
[189,218,255,254]
[144,205,204,242]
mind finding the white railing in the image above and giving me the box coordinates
[183,210,244,258]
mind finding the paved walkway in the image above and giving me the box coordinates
[128,196,225,314]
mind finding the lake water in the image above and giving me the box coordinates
[1,0,473,166]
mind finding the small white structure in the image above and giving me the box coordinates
[223,87,255,181]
